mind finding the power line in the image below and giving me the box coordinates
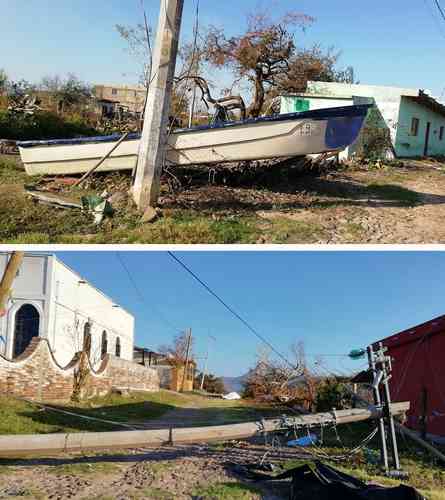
[115,253,182,335]
[423,0,445,38]
[167,251,295,369]
[433,0,445,22]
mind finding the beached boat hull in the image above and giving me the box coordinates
[17,105,371,176]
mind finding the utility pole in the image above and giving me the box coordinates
[133,0,184,212]
[0,251,24,317]
[181,328,192,392]
[200,349,208,391]
[200,334,216,391]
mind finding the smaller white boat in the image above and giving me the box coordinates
[17,105,371,176]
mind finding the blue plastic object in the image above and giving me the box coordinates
[287,434,318,447]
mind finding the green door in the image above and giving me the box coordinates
[294,99,310,112]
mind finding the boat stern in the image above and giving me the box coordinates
[324,106,371,150]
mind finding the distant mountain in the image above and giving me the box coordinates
[221,372,250,394]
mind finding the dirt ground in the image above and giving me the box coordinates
[0,442,296,500]
[2,155,445,244]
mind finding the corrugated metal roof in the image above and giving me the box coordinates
[376,313,445,349]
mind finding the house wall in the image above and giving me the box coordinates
[282,81,445,159]
[0,253,53,359]
[48,257,134,367]
[396,97,445,157]
[0,338,159,401]
[170,363,196,392]
[94,85,146,114]
[0,253,134,368]
[306,82,416,150]
[379,315,445,439]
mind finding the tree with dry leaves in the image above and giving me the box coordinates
[204,12,314,118]
[242,341,321,408]
[275,45,355,95]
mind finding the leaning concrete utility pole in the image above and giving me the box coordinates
[181,328,192,393]
[133,0,184,212]
[0,251,24,317]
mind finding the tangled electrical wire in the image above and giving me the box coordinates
[260,415,379,466]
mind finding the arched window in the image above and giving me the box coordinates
[115,337,121,358]
[101,331,108,358]
[13,304,40,358]
[83,322,92,354]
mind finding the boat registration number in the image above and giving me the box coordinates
[297,123,321,136]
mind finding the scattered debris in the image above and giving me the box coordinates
[0,139,18,155]
[287,434,318,447]
[81,193,113,224]
[26,190,82,210]
[242,460,424,500]
[141,206,160,224]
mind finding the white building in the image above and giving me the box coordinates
[0,253,134,367]
[280,81,445,159]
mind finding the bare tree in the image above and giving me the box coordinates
[158,332,194,367]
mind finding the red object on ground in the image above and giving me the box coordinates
[0,308,6,318]
[376,314,445,439]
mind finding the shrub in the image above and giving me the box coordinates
[0,110,99,140]
[315,378,352,412]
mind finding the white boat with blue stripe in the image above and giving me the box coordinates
[18,105,371,176]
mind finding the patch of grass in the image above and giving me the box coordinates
[343,222,365,241]
[139,487,174,499]
[193,482,262,499]
[367,183,420,205]
[47,462,119,476]
[0,155,28,183]
[262,217,326,243]
[0,392,178,435]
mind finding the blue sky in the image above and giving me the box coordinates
[1,0,444,98]
[55,251,445,378]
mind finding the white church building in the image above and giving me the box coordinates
[0,253,135,367]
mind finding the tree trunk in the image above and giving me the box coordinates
[249,69,265,118]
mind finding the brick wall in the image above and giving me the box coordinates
[0,338,159,401]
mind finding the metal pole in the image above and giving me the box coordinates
[368,344,389,472]
[379,341,401,471]
[188,84,197,128]
[133,0,184,211]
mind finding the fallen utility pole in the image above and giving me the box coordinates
[395,422,445,464]
[0,251,24,317]
[0,402,409,457]
[133,0,184,212]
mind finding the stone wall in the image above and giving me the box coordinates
[0,338,159,401]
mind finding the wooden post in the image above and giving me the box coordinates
[181,328,192,392]
[0,252,24,317]
[132,0,184,212]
